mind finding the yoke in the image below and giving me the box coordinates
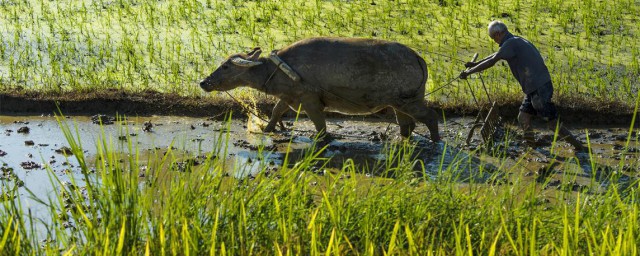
[269,50,301,82]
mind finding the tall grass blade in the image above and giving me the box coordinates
[116,221,126,255]
[386,220,400,255]
[0,218,13,249]
[488,229,503,256]
[326,228,336,256]
[405,224,417,255]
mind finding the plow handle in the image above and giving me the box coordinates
[471,53,479,62]
[465,53,479,71]
[465,53,480,104]
[469,53,478,67]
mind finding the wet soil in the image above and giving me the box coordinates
[1,90,637,126]
[0,113,638,237]
[1,114,638,196]
[1,91,639,222]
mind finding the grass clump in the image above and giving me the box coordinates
[1,111,639,254]
[0,0,637,109]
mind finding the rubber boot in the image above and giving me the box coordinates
[518,111,536,147]
[523,130,536,147]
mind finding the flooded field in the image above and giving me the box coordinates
[1,113,639,253]
[2,114,638,201]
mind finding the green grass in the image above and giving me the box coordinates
[2,0,640,254]
[0,0,638,107]
[1,106,640,254]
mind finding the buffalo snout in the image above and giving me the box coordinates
[199,78,215,92]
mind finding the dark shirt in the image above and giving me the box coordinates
[495,32,552,94]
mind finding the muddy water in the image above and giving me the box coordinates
[1,115,639,211]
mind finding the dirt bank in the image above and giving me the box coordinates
[0,90,636,126]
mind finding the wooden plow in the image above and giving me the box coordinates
[463,53,503,146]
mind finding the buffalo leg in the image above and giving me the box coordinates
[300,97,327,138]
[397,100,440,142]
[394,110,416,138]
[264,99,290,132]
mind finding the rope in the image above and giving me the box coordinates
[261,65,280,94]
[222,65,281,126]
[424,76,461,97]
[421,49,468,64]
[223,91,270,123]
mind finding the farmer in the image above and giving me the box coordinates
[459,20,585,151]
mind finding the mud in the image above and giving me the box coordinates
[1,91,637,126]
[1,114,638,193]
[0,112,638,236]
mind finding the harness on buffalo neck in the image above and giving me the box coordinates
[260,50,302,92]
[269,50,301,82]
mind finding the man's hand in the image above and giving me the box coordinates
[464,62,477,68]
[459,70,470,79]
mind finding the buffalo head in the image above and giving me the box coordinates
[200,48,263,92]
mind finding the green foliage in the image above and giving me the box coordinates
[1,109,640,254]
[0,0,637,106]
[1,1,639,254]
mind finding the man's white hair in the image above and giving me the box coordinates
[488,20,508,36]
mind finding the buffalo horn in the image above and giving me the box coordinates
[231,57,262,67]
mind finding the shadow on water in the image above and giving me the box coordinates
[0,113,638,244]
[224,129,501,185]
[1,114,638,235]
[2,115,637,194]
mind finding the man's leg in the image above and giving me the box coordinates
[519,93,537,146]
[532,82,585,151]
[518,111,535,145]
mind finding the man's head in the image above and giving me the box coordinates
[488,20,508,44]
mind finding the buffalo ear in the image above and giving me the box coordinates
[247,48,262,61]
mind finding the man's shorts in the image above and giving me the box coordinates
[519,81,558,121]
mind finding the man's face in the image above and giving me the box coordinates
[490,32,503,44]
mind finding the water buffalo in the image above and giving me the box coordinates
[200,37,440,142]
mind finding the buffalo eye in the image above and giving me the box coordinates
[221,65,229,70]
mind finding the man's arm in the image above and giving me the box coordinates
[467,54,500,74]
[465,53,497,67]
[460,53,500,79]
[461,39,516,79]
[479,53,496,62]
[465,52,497,68]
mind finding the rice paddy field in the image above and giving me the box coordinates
[1,0,640,255]
[0,0,638,105]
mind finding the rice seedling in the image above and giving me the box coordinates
[0,0,636,108]
[1,0,639,254]
[0,102,637,254]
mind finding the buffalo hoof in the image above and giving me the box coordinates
[263,125,276,133]
[263,121,289,133]
[315,135,335,148]
[314,132,334,144]
[390,135,411,144]
[277,121,288,131]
